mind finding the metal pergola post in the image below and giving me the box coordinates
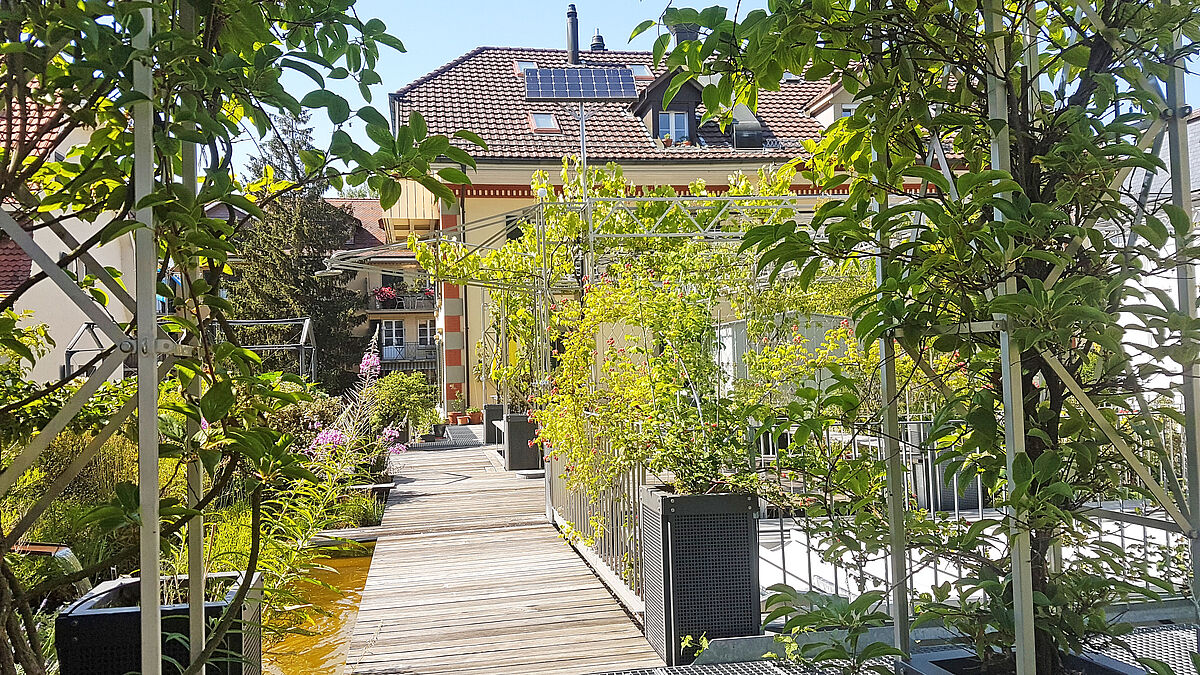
[1165,17,1200,596]
[132,4,163,673]
[179,1,206,668]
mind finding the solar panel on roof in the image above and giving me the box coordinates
[524,67,637,101]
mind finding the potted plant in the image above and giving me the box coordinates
[467,407,483,424]
[372,285,397,309]
[56,571,262,675]
[661,134,673,147]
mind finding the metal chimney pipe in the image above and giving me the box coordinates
[566,4,580,64]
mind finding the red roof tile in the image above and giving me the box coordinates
[390,47,827,163]
[0,236,31,293]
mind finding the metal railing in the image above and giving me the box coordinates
[546,415,1193,617]
[546,442,648,599]
[380,344,437,362]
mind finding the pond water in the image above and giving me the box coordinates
[263,552,372,675]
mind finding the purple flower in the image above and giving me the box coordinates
[311,428,349,449]
[387,443,408,455]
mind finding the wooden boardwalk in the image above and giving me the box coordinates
[345,435,662,675]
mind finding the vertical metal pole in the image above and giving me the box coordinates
[985,2,1035,672]
[134,5,163,674]
[867,0,908,651]
[1165,25,1200,600]
[180,2,206,668]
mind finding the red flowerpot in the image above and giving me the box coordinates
[469,411,483,424]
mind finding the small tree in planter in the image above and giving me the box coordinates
[651,0,1200,672]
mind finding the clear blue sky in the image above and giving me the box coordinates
[254,0,1200,180]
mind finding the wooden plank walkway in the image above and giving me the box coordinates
[345,437,662,675]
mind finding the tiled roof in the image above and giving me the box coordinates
[327,197,416,259]
[0,98,63,162]
[390,47,827,163]
[0,236,31,293]
[0,100,62,292]
[328,197,387,249]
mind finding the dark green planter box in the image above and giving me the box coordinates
[56,571,262,675]
[640,486,760,666]
[484,404,504,444]
[503,413,540,470]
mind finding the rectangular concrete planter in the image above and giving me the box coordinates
[900,646,1142,675]
[484,404,504,443]
[56,571,262,675]
[503,413,540,470]
[640,486,760,666]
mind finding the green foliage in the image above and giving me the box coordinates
[765,585,903,675]
[369,371,440,434]
[651,0,1200,670]
[0,1,484,668]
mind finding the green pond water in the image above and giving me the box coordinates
[263,553,372,675]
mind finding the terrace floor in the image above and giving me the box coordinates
[344,426,663,675]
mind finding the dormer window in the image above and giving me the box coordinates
[658,111,690,143]
[530,113,561,133]
[629,64,653,80]
[514,60,538,76]
[839,103,859,118]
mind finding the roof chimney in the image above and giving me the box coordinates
[566,4,580,65]
[667,22,700,44]
[590,29,606,51]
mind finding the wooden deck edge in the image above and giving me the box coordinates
[551,509,646,622]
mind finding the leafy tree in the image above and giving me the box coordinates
[649,1,1200,672]
[0,1,482,672]
[226,197,366,392]
[246,110,324,199]
[231,112,367,392]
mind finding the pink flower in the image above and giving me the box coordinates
[360,351,381,377]
[372,286,397,301]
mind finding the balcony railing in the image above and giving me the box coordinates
[381,344,437,362]
[368,292,435,312]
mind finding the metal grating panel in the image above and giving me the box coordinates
[642,500,668,662]
[671,512,760,645]
[1102,624,1199,674]
[593,625,1200,675]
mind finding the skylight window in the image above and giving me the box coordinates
[629,64,653,80]
[514,60,538,76]
[530,113,560,133]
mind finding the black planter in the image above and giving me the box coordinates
[503,413,540,471]
[912,449,992,512]
[899,646,1142,675]
[56,572,262,675]
[640,486,760,666]
[484,404,504,444]
[432,423,447,438]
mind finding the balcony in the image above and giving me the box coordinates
[368,292,436,312]
[381,343,437,363]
